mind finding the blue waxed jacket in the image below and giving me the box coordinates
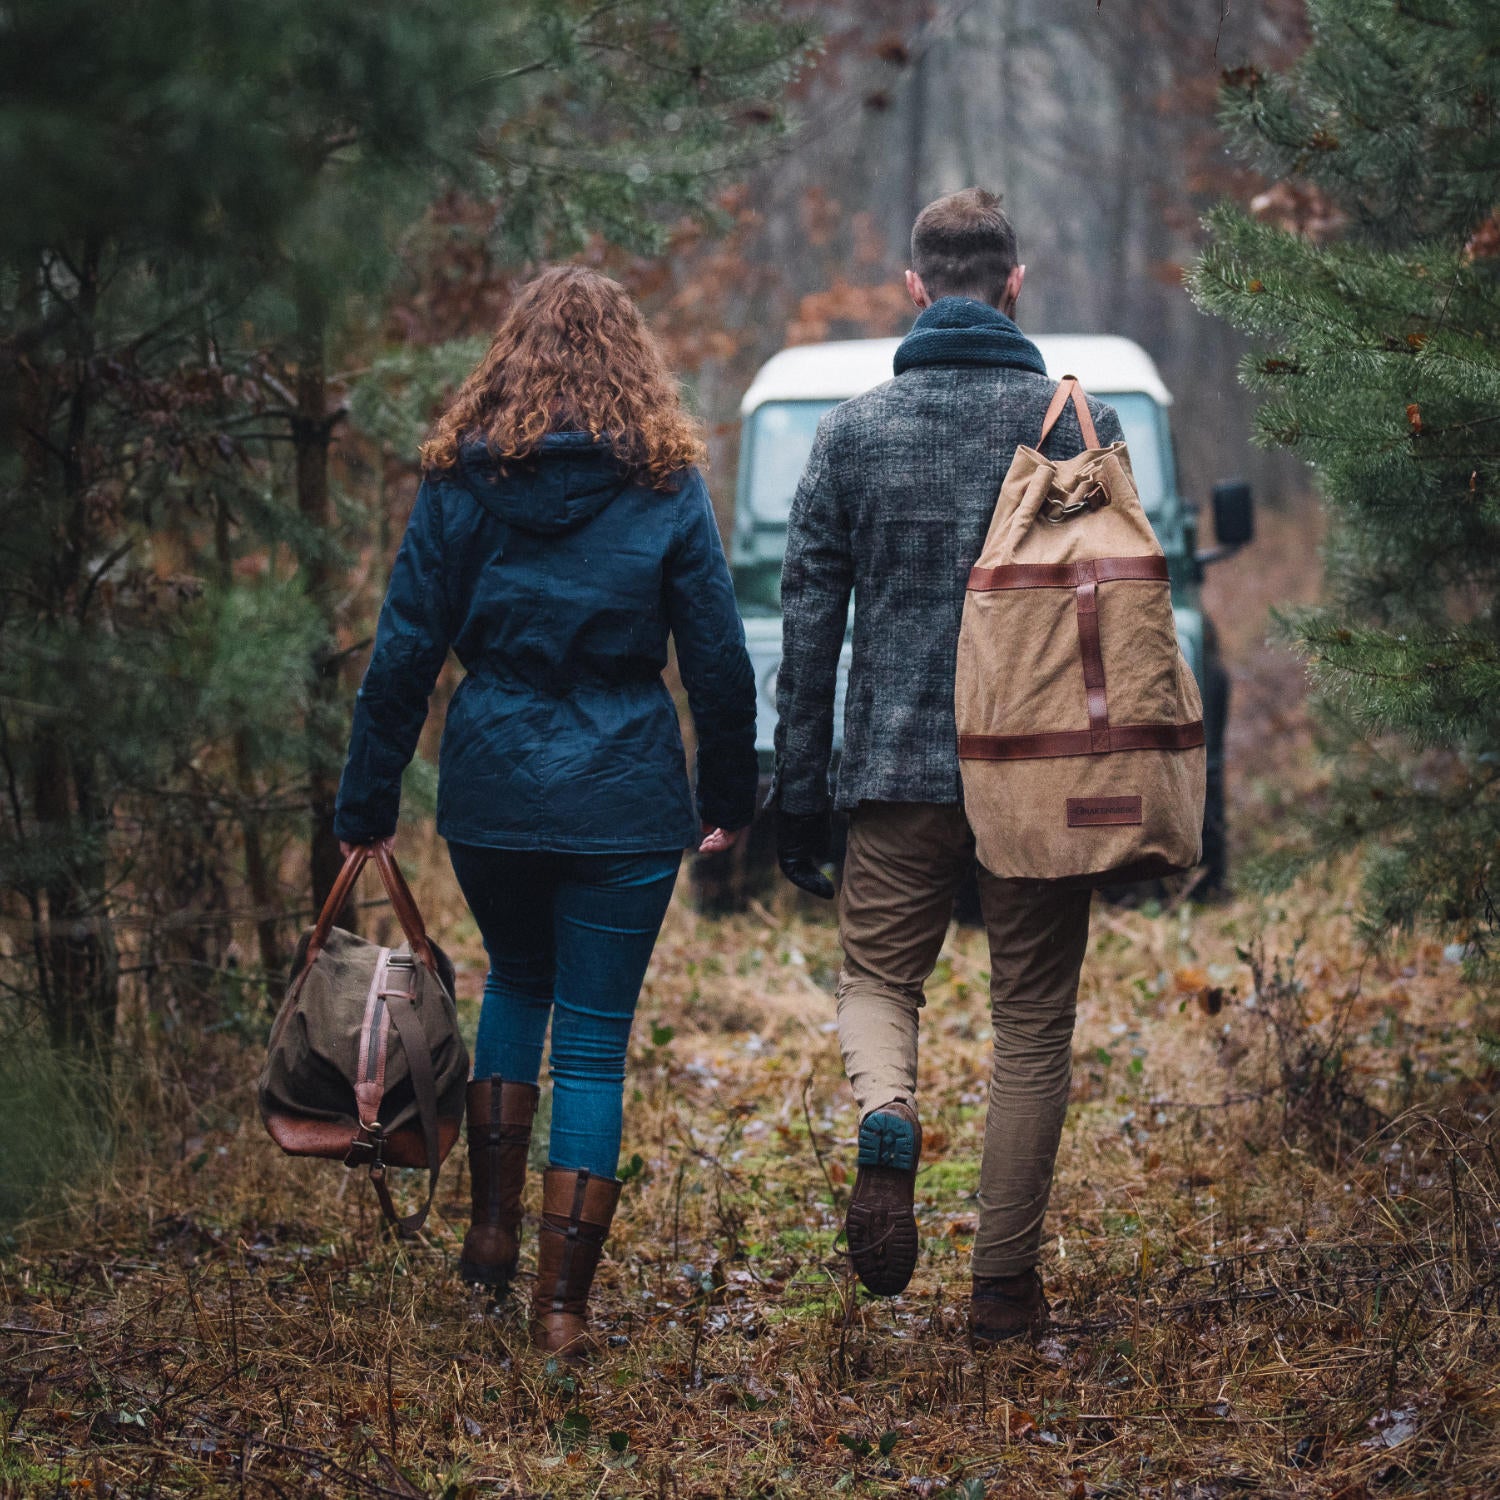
[334,434,759,853]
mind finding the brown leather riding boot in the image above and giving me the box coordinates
[529,1167,622,1359]
[458,1078,539,1290]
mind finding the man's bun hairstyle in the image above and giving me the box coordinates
[910,187,1019,307]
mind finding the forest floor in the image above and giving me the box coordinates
[3,512,1499,1498]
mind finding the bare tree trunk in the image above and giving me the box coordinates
[236,732,285,977]
[997,0,1016,198]
[292,280,353,922]
[33,731,118,1049]
[213,488,286,976]
[905,44,928,236]
[4,259,54,1025]
[36,239,120,1050]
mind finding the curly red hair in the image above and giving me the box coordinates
[420,266,706,489]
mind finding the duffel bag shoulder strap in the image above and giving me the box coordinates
[373,976,444,1237]
[366,848,448,1236]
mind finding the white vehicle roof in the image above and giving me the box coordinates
[740,333,1172,413]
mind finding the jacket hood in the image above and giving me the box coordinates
[456,432,629,534]
[893,296,1048,377]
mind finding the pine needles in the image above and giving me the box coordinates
[2,861,1496,1497]
[1190,0,1500,985]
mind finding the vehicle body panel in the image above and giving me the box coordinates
[731,335,1208,767]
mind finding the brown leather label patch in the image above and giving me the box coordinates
[1067,795,1143,827]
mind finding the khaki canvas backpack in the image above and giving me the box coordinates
[955,377,1206,884]
[258,846,469,1234]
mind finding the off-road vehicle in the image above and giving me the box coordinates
[695,335,1253,909]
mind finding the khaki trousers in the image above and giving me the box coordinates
[836,802,1091,1278]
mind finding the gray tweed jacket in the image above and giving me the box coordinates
[773,298,1123,815]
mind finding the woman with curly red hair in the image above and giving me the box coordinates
[334,267,757,1357]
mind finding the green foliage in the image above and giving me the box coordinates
[1191,0,1500,978]
[348,341,490,457]
[489,0,814,257]
[1213,0,1499,249]
[2,0,528,293]
[0,0,811,1052]
[0,1028,108,1229]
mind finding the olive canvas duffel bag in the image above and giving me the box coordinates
[955,376,1206,884]
[258,845,469,1235]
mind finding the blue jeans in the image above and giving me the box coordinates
[447,844,681,1180]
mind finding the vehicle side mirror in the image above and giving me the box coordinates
[1211,480,1254,548]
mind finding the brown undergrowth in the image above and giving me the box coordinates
[5,507,1498,1497]
[3,867,1497,1498]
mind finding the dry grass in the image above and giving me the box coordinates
[5,504,1498,1497]
[3,870,1496,1499]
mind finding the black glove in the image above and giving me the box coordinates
[776,808,835,899]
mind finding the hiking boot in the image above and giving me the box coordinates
[969,1268,1049,1348]
[530,1167,622,1360]
[845,1100,921,1296]
[458,1078,539,1290]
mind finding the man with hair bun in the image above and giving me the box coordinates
[772,189,1123,1346]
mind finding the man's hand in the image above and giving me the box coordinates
[776,808,835,899]
[339,836,395,860]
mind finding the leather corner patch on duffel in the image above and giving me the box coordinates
[1067,795,1143,827]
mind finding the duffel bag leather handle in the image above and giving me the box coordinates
[302,846,440,977]
[302,847,371,969]
[372,845,439,976]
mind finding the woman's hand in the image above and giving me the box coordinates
[339,836,396,860]
[698,823,749,856]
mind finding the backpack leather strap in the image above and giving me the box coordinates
[958,720,1205,761]
[968,556,1168,590]
[1036,375,1100,451]
[1074,564,1110,750]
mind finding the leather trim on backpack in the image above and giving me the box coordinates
[967,555,1168,591]
[967,556,1172,753]
[1076,572,1110,748]
[1067,795,1143,827]
[958,721,1205,761]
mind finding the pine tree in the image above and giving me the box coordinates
[259,0,815,912]
[0,0,811,1044]
[1191,0,1500,978]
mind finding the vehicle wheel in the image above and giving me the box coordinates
[1199,638,1231,897]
